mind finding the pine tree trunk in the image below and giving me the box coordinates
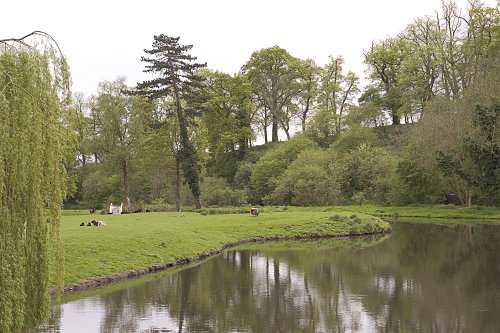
[172,83,201,209]
[194,195,202,209]
[122,160,131,211]
[174,159,181,212]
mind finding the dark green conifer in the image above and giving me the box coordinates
[133,35,206,209]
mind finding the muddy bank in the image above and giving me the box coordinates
[56,231,388,296]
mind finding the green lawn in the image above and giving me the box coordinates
[60,209,389,285]
[59,204,499,287]
[331,205,500,220]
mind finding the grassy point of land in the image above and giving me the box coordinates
[331,205,500,221]
[60,209,389,289]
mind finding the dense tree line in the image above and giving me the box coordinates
[64,1,499,210]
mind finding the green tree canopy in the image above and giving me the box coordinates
[241,46,303,142]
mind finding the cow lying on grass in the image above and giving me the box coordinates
[80,220,106,226]
[250,208,259,217]
[91,220,106,226]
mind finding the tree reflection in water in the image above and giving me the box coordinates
[36,223,500,333]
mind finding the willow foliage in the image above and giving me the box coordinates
[0,46,71,332]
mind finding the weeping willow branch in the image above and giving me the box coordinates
[0,31,71,104]
[0,31,71,333]
[0,30,63,55]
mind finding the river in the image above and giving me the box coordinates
[34,221,500,332]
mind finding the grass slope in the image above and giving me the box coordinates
[60,210,389,285]
[332,205,500,220]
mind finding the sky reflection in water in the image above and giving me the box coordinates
[36,222,500,333]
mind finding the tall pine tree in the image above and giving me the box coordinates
[133,35,206,209]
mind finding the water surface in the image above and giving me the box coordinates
[36,222,500,332]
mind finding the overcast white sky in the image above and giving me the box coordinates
[2,0,497,96]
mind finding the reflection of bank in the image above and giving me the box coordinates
[36,224,500,333]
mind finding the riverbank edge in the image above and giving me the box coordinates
[54,230,389,296]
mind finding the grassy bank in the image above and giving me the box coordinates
[60,209,389,287]
[332,205,500,221]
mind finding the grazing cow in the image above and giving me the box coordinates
[89,207,96,214]
[250,208,259,217]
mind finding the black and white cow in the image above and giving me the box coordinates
[250,208,259,217]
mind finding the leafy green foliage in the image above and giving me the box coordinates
[0,48,70,331]
[393,156,445,205]
[203,71,254,160]
[248,136,317,204]
[242,46,303,142]
[90,77,151,211]
[330,125,380,154]
[464,100,500,204]
[363,2,500,125]
[200,176,247,206]
[269,148,340,206]
[334,145,396,204]
[305,108,338,146]
[317,55,360,132]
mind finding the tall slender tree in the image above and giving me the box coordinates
[318,56,359,133]
[242,46,303,142]
[296,59,319,133]
[91,77,145,212]
[132,35,206,209]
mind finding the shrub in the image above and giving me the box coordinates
[144,199,176,212]
[249,135,317,204]
[201,176,247,206]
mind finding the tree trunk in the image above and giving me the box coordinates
[172,82,202,209]
[263,106,269,144]
[392,112,400,125]
[284,127,290,140]
[467,189,472,207]
[174,159,180,212]
[302,96,311,133]
[193,195,202,209]
[272,114,279,142]
[122,160,131,212]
